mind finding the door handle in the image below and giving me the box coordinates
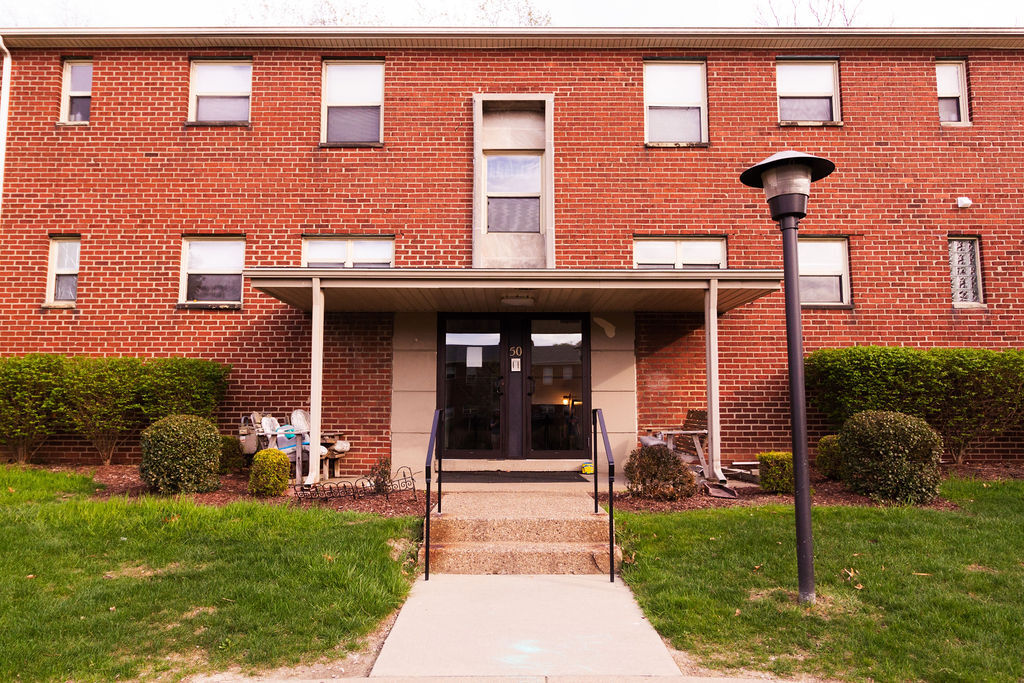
[526,376,535,396]
[496,376,505,397]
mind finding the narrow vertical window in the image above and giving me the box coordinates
[798,238,850,305]
[776,61,841,123]
[189,61,252,123]
[46,237,80,305]
[322,61,384,144]
[948,237,983,304]
[181,238,245,304]
[644,61,708,144]
[936,60,969,124]
[61,60,92,123]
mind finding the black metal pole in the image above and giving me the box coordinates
[780,214,816,604]
[593,410,599,514]
[608,461,615,583]
[425,470,431,580]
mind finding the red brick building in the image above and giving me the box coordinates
[1,27,1021,475]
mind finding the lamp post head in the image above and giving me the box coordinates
[740,150,835,222]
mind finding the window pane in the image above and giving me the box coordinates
[326,105,381,143]
[777,63,835,95]
[645,63,703,105]
[186,274,242,302]
[325,63,383,104]
[194,63,251,93]
[798,240,846,272]
[935,63,962,97]
[352,240,393,263]
[54,274,78,302]
[306,239,347,264]
[800,275,842,303]
[647,106,702,143]
[196,96,250,122]
[939,97,961,122]
[487,197,541,232]
[680,240,724,267]
[487,155,541,193]
[779,97,833,121]
[69,63,92,92]
[634,240,675,265]
[55,240,80,272]
[949,239,981,303]
[68,96,91,122]
[187,240,244,272]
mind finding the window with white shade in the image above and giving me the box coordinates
[60,60,92,124]
[798,238,850,305]
[936,60,969,124]
[644,61,708,144]
[633,238,726,269]
[776,61,841,123]
[302,238,394,268]
[46,237,80,305]
[486,153,542,233]
[180,238,245,304]
[322,61,384,144]
[189,61,252,123]
[948,237,983,305]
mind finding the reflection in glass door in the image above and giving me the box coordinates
[527,319,585,456]
[443,318,502,456]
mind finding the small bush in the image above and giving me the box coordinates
[219,435,245,474]
[249,448,291,497]
[0,354,66,464]
[140,414,221,494]
[838,410,942,504]
[63,356,145,466]
[625,444,698,500]
[815,435,843,481]
[757,451,795,494]
[369,456,392,494]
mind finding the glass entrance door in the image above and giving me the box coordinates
[526,318,585,457]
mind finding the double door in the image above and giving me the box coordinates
[440,314,589,459]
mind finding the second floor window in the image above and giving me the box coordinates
[181,238,245,304]
[643,61,708,144]
[486,153,542,233]
[189,61,252,123]
[776,60,840,123]
[322,61,384,144]
[61,60,92,123]
[798,237,850,305]
[46,237,80,304]
[936,60,969,124]
[303,238,394,268]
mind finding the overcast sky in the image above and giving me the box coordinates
[1,0,1022,29]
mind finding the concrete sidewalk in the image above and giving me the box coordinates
[370,575,681,678]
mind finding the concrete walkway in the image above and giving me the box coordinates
[370,575,681,678]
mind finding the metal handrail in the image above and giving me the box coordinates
[424,409,442,580]
[593,408,615,583]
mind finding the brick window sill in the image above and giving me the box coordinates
[952,302,986,310]
[940,121,973,128]
[645,142,710,149]
[318,142,385,148]
[176,302,243,310]
[55,121,89,128]
[41,302,76,310]
[779,121,844,127]
[183,121,251,128]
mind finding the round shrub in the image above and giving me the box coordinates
[140,414,221,494]
[249,448,291,497]
[757,451,794,494]
[815,435,843,481]
[219,435,245,474]
[838,410,942,504]
[624,444,698,500]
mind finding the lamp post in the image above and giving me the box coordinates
[740,150,835,605]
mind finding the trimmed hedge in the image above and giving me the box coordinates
[624,444,698,500]
[219,435,246,474]
[838,410,942,504]
[815,435,843,481]
[249,449,291,497]
[757,451,794,494]
[806,346,1024,463]
[140,414,221,494]
[0,354,65,464]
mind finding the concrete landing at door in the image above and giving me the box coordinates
[370,575,680,678]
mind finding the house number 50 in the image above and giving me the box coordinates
[509,346,523,357]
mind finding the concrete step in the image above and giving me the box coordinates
[429,514,610,543]
[421,541,622,575]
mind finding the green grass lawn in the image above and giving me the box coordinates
[0,466,420,681]
[618,477,1024,682]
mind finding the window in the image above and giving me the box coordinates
[936,60,969,124]
[181,238,245,304]
[486,153,542,233]
[798,238,850,305]
[949,237,983,305]
[60,60,92,123]
[302,238,394,268]
[776,60,840,123]
[644,61,708,144]
[46,237,80,305]
[322,61,384,144]
[189,61,252,123]
[633,238,726,269]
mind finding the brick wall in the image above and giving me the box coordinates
[3,45,1022,467]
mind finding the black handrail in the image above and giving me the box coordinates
[593,408,616,583]
[424,409,442,580]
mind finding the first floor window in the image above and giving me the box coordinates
[949,237,983,304]
[634,238,726,269]
[61,60,92,123]
[322,61,384,144]
[303,237,394,268]
[47,237,80,304]
[776,60,841,123]
[189,61,252,123]
[486,153,542,233]
[181,238,245,303]
[798,238,850,305]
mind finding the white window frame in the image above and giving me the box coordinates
[179,237,246,305]
[60,59,91,124]
[948,237,984,307]
[776,60,841,124]
[320,60,385,144]
[44,237,80,307]
[936,59,970,126]
[301,237,395,268]
[643,60,708,145]
[633,238,727,269]
[188,60,252,123]
[484,150,544,234]
[798,237,851,306]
